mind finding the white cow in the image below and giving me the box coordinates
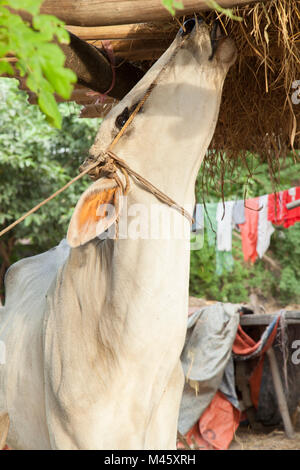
[0,21,236,450]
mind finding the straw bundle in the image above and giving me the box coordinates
[208,0,299,159]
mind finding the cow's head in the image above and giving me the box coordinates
[67,20,236,248]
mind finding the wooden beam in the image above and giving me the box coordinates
[240,311,300,326]
[41,0,268,27]
[89,38,169,61]
[24,84,102,105]
[80,100,117,118]
[66,23,176,41]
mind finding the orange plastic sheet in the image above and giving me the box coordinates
[177,391,240,450]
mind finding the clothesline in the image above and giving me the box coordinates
[192,186,300,275]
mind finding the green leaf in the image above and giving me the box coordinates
[0,43,10,57]
[42,63,76,99]
[0,3,77,125]
[0,0,43,15]
[38,89,62,128]
[33,14,69,44]
[0,60,13,74]
[204,0,243,22]
[161,0,183,16]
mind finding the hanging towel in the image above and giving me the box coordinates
[267,191,288,226]
[192,204,204,233]
[239,197,259,263]
[283,186,300,228]
[232,200,246,225]
[216,201,235,252]
[256,194,275,258]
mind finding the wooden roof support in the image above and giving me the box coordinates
[88,38,171,61]
[41,0,269,27]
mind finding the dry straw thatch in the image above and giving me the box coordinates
[207,0,299,162]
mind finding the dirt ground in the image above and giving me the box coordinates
[230,426,300,450]
[189,295,300,315]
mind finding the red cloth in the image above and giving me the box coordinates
[239,197,259,263]
[284,187,300,228]
[177,391,240,450]
[268,191,288,226]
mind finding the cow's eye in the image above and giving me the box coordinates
[115,107,129,129]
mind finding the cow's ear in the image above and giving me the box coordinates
[67,178,122,248]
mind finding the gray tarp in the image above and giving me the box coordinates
[178,303,240,435]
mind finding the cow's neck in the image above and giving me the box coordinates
[64,37,228,369]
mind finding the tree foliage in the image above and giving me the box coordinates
[0,78,100,296]
[161,0,242,21]
[0,0,76,128]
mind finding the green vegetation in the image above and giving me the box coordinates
[190,154,300,306]
[0,0,76,127]
[0,78,100,295]
[161,0,242,21]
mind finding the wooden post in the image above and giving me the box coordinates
[266,347,295,439]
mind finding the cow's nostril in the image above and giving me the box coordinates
[115,107,130,129]
[179,18,195,36]
[179,17,203,36]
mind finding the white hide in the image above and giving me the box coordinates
[0,23,236,449]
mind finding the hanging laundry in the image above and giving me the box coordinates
[192,204,204,233]
[283,186,300,228]
[239,197,259,263]
[232,200,246,226]
[199,186,298,270]
[204,203,218,247]
[267,190,288,226]
[256,194,275,259]
[216,201,235,252]
[215,201,235,276]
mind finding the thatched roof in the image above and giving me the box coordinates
[15,1,300,158]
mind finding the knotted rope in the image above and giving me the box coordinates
[82,150,194,225]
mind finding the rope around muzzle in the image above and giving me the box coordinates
[82,150,194,225]
[0,73,193,238]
